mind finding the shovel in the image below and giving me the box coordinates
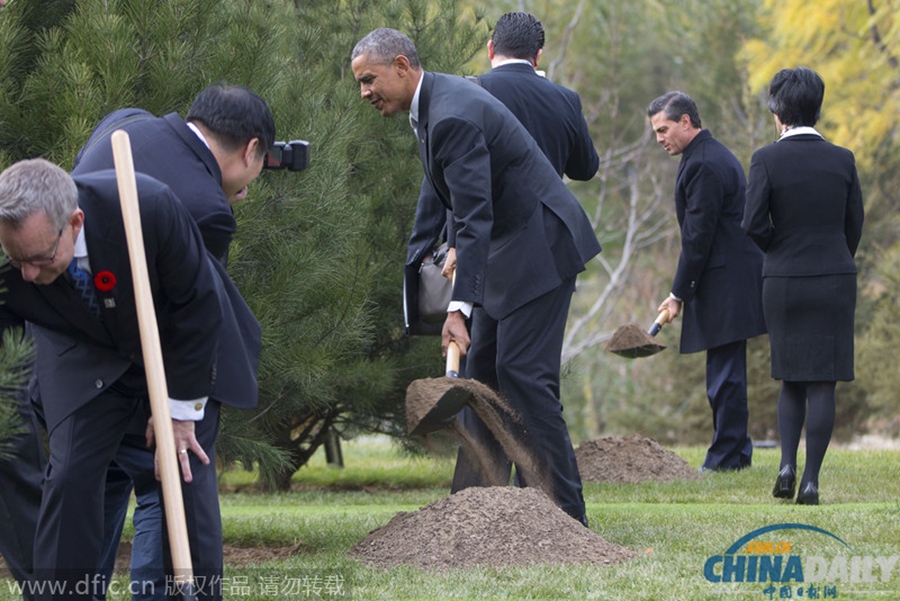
[112,130,198,601]
[406,268,492,436]
[605,309,670,359]
[406,339,474,435]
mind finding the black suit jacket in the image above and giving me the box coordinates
[73,110,234,263]
[476,62,598,180]
[405,66,599,332]
[742,133,864,275]
[72,108,261,408]
[671,130,767,353]
[0,171,255,432]
[414,71,600,320]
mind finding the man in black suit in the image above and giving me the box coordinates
[70,84,274,598]
[478,12,598,179]
[352,28,601,524]
[441,11,599,494]
[648,91,767,471]
[0,158,258,600]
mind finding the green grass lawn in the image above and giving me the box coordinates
[4,438,898,600]
[219,438,900,600]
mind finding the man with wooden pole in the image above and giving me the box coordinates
[0,156,258,600]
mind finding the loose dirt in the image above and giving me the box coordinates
[0,543,306,575]
[349,486,637,571]
[604,323,665,357]
[575,434,701,483]
[408,376,552,499]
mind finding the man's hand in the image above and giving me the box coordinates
[441,247,456,279]
[658,296,682,322]
[146,418,211,483]
[442,310,470,356]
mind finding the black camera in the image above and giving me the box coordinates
[264,140,310,171]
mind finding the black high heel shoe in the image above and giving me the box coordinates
[772,465,796,499]
[796,482,819,505]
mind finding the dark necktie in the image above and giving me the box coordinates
[68,258,100,317]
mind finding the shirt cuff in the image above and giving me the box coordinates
[447,301,473,318]
[169,397,208,421]
[668,292,683,303]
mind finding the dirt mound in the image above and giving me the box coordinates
[575,434,700,483]
[349,486,637,571]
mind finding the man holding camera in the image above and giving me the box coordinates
[67,83,273,599]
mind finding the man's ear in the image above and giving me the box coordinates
[393,54,411,76]
[69,208,85,236]
[533,48,542,68]
[487,40,495,61]
[244,138,261,165]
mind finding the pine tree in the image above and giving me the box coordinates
[0,0,487,485]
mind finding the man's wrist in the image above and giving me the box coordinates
[447,300,473,318]
[668,292,683,303]
[169,397,207,421]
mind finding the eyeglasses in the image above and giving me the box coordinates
[6,228,64,269]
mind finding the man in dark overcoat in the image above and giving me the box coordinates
[649,91,767,471]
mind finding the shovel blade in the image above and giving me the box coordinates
[406,377,475,436]
[608,342,666,359]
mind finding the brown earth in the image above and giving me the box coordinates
[114,542,304,573]
[349,486,638,571]
[604,322,665,358]
[575,434,701,483]
[0,543,300,575]
[408,376,551,498]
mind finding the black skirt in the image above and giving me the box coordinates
[763,274,856,381]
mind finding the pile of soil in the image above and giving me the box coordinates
[575,434,701,483]
[349,486,637,571]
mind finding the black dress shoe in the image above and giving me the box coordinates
[772,465,796,499]
[796,482,819,505]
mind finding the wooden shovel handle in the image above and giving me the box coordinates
[444,268,461,378]
[446,341,461,378]
[111,130,195,587]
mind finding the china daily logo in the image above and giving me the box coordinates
[704,523,898,598]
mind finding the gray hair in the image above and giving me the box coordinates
[0,158,78,230]
[351,28,421,69]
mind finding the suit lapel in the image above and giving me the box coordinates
[77,191,132,345]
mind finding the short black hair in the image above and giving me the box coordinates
[186,84,275,155]
[492,12,545,60]
[767,67,824,127]
[647,91,702,129]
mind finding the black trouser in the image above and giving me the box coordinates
[451,276,586,521]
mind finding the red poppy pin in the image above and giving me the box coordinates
[94,270,116,293]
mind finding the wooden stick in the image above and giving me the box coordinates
[111,130,196,593]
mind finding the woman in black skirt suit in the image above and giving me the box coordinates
[742,67,864,505]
